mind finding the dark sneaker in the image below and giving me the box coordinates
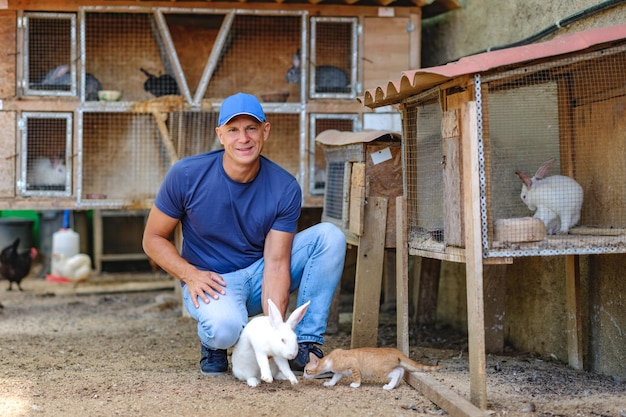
[200,345,228,376]
[289,342,326,376]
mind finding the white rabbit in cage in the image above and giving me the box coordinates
[28,157,67,187]
[515,157,583,235]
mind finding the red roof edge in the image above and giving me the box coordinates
[361,23,626,108]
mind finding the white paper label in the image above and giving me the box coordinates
[371,147,392,165]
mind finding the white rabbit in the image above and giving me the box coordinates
[515,157,583,234]
[28,157,67,186]
[232,299,310,387]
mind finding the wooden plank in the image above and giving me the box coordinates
[363,16,410,91]
[565,254,583,370]
[351,196,387,348]
[151,111,179,165]
[0,10,16,98]
[442,121,463,245]
[0,111,16,198]
[396,195,410,355]
[461,100,487,409]
[93,209,103,273]
[574,94,626,227]
[405,372,490,417]
[408,12,421,70]
[74,279,176,296]
[3,1,423,18]
[348,162,365,236]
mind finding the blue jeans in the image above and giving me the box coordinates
[181,222,346,349]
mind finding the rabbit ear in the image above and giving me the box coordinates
[286,300,310,330]
[515,171,533,189]
[292,49,301,68]
[266,299,285,329]
[535,158,556,180]
[54,64,70,78]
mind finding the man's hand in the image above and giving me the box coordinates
[183,265,227,308]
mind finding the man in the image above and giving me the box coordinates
[143,92,346,375]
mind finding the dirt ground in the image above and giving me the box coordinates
[1,273,625,417]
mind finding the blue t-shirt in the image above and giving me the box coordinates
[154,150,302,274]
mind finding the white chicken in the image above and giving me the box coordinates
[51,253,92,283]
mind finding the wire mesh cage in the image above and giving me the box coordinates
[20,112,72,196]
[309,114,360,195]
[9,5,371,209]
[79,109,301,204]
[309,17,358,99]
[80,112,171,202]
[403,42,626,258]
[83,11,172,102]
[319,130,402,246]
[81,9,307,104]
[24,13,77,98]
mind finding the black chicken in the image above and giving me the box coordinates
[140,68,180,97]
[0,238,38,291]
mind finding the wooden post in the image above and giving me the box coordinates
[92,210,103,273]
[396,196,410,355]
[351,196,387,348]
[565,254,583,370]
[461,101,487,409]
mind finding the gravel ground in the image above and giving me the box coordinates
[1,274,625,417]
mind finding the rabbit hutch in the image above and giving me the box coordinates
[0,0,459,271]
[362,24,626,410]
[316,129,402,348]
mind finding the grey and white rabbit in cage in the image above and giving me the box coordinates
[285,49,350,93]
[39,64,102,101]
[515,157,583,235]
[28,157,67,187]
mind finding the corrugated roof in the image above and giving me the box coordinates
[361,23,626,108]
[315,129,401,145]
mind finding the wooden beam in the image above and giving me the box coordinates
[351,196,387,348]
[151,111,179,165]
[565,254,583,370]
[405,372,490,417]
[408,11,421,69]
[6,1,423,18]
[461,100,487,409]
[396,195,410,355]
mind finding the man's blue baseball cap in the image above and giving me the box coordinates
[218,92,266,126]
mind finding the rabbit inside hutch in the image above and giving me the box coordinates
[285,49,350,93]
[515,157,583,235]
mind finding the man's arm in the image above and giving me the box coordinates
[261,229,295,315]
[142,205,226,308]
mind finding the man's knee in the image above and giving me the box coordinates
[316,222,347,248]
[198,315,244,349]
